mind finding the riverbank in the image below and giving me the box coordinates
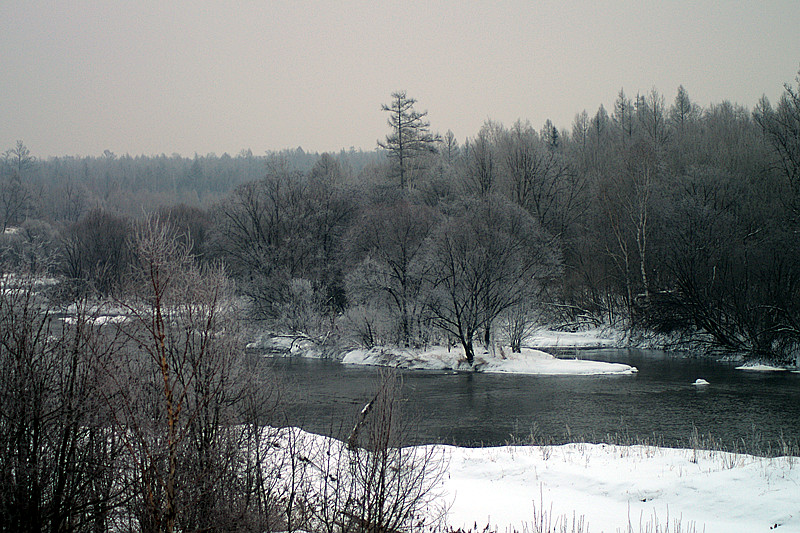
[441,438,799,532]
[283,427,799,533]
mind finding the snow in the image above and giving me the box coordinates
[441,442,800,532]
[1,272,59,288]
[735,363,787,372]
[527,327,622,348]
[693,378,710,385]
[342,346,638,375]
[246,334,327,358]
[63,314,128,326]
[282,428,800,533]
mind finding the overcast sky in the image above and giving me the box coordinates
[2,0,798,158]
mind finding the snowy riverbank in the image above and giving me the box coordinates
[283,427,799,533]
[441,440,799,532]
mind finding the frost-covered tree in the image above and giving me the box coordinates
[425,195,560,363]
[612,89,635,147]
[754,69,800,206]
[669,85,700,133]
[346,200,438,346]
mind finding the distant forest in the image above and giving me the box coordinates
[3,71,800,363]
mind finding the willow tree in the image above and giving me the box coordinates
[425,195,560,363]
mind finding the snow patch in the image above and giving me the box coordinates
[64,314,128,326]
[441,441,800,532]
[246,334,327,358]
[693,378,710,385]
[735,363,787,372]
[526,327,622,348]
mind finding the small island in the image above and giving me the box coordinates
[342,345,637,375]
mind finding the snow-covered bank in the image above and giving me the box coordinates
[342,346,637,375]
[527,327,623,348]
[442,441,799,532]
[282,428,799,533]
[246,333,330,358]
[735,362,787,372]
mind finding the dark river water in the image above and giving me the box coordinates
[264,349,800,450]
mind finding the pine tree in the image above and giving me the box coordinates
[378,91,440,189]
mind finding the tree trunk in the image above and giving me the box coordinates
[510,334,522,354]
[460,335,476,366]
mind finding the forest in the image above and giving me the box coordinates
[0,71,799,531]
[3,73,800,363]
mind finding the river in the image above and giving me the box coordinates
[264,348,800,450]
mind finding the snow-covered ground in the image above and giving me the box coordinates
[342,346,637,375]
[441,441,799,532]
[284,428,799,532]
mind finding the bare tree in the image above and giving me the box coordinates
[612,89,635,149]
[500,120,587,239]
[57,208,132,296]
[425,195,560,363]
[669,85,700,134]
[599,141,658,319]
[0,176,31,233]
[571,110,590,153]
[105,217,259,532]
[345,200,438,346]
[342,370,446,533]
[754,69,800,210]
[309,152,345,185]
[2,140,35,178]
[441,129,460,166]
[463,124,497,197]
[636,88,670,148]
[213,172,354,323]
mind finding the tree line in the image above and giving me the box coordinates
[3,70,800,365]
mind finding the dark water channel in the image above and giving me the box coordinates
[265,349,800,449]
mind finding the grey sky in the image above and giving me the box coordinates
[2,0,798,158]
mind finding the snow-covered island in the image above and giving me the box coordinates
[735,362,788,372]
[249,328,638,375]
[342,345,637,375]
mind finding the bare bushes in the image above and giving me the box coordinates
[0,273,124,532]
[0,219,446,532]
[272,370,447,533]
[106,217,287,532]
[344,371,446,533]
[111,221,446,531]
